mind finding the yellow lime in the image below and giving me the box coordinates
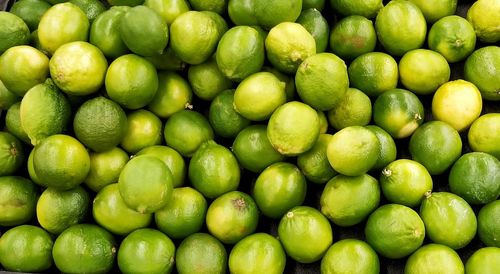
[465,247,500,274]
[327,87,372,130]
[321,239,380,274]
[404,244,464,274]
[84,147,129,192]
[0,80,20,111]
[120,109,162,154]
[136,145,186,188]
[366,125,397,171]
[188,57,232,100]
[148,71,193,119]
[5,102,30,144]
[144,0,190,25]
[467,0,500,43]
[408,0,457,23]
[468,113,500,159]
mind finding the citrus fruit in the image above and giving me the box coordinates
[366,125,397,170]
[117,228,175,274]
[26,148,44,187]
[278,206,333,263]
[155,187,207,239]
[70,0,106,22]
[84,147,129,192]
[0,11,30,54]
[176,233,227,274]
[0,176,37,226]
[468,114,500,159]
[232,124,285,173]
[206,191,259,244]
[208,89,251,139]
[267,101,321,156]
[105,54,159,109]
[33,134,90,190]
[399,49,451,95]
[420,191,477,249]
[37,2,89,54]
[296,8,329,53]
[0,45,49,96]
[52,224,116,274]
[73,96,127,152]
[478,200,500,247]
[329,15,377,60]
[262,66,296,101]
[432,79,482,132]
[5,102,30,144]
[233,72,286,121]
[326,126,379,176]
[252,162,306,219]
[189,0,225,13]
[409,120,462,175]
[347,52,399,97]
[253,0,302,30]
[428,15,476,63]
[227,0,257,26]
[120,109,162,154]
[321,239,380,274]
[144,0,190,25]
[216,26,264,82]
[136,145,186,188]
[297,133,337,184]
[188,57,232,100]
[373,88,424,138]
[467,0,500,43]
[404,244,464,274]
[327,87,372,130]
[449,152,500,205]
[0,131,24,176]
[265,22,316,74]
[20,79,71,145]
[229,233,286,274]
[464,46,500,101]
[0,80,20,111]
[89,6,130,59]
[107,0,144,6]
[118,155,173,213]
[145,46,186,71]
[408,0,457,23]
[321,174,380,226]
[465,247,500,274]
[303,0,325,10]
[119,5,168,57]
[0,225,53,272]
[365,204,425,259]
[148,71,193,119]
[92,183,152,235]
[201,11,228,40]
[169,11,221,64]
[189,140,240,199]
[330,0,382,18]
[375,0,427,56]
[163,109,214,157]
[380,159,433,207]
[295,52,349,111]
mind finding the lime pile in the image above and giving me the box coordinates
[0,0,499,273]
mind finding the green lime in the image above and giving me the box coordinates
[253,0,302,30]
[366,125,397,171]
[465,247,500,274]
[321,239,379,274]
[408,0,457,23]
[136,145,186,188]
[318,110,328,133]
[176,233,227,274]
[348,52,399,97]
[468,114,500,159]
[0,80,20,111]
[478,200,500,247]
[144,0,190,25]
[0,131,25,176]
[0,11,30,54]
[70,0,106,22]
[262,66,297,101]
[188,57,232,100]
[464,46,500,101]
[145,46,186,71]
[84,147,129,192]
[297,133,337,184]
[330,0,382,18]
[404,244,464,274]
[27,148,44,187]
[189,0,225,14]
[208,89,251,139]
[0,176,37,226]
[5,102,30,144]
[327,87,372,130]
[120,109,162,154]
[467,0,500,43]
[329,15,377,60]
[147,71,193,119]
[89,6,130,59]
[107,0,144,6]
[303,0,325,10]
[296,8,329,53]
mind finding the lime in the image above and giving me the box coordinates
[105,54,159,109]
[84,147,129,192]
[375,0,427,56]
[0,176,37,226]
[92,183,152,235]
[206,191,259,244]
[428,15,476,63]
[70,0,106,22]
[0,80,20,111]
[330,0,382,18]
[189,140,240,199]
[253,162,306,219]
[467,0,500,43]
[464,46,500,101]
[229,233,286,274]
[89,6,130,59]
[52,224,116,274]
[365,204,425,259]
[262,66,296,101]
[295,52,349,111]
[297,134,337,184]
[208,89,251,139]
[120,109,162,154]
[5,102,30,144]
[366,125,397,170]
[409,121,462,175]
[227,0,257,26]
[321,239,379,274]
[0,131,24,176]
[0,11,30,54]
[148,71,193,119]
[404,244,464,274]
[188,57,232,100]
[118,155,174,213]
[469,114,500,159]
[327,87,372,130]
[189,0,225,14]
[253,0,302,30]
[373,88,424,138]
[33,134,90,190]
[27,148,44,187]
[327,126,379,176]
[37,186,90,235]
[278,206,333,263]
[0,225,53,272]
[303,0,325,10]
[318,109,328,133]
[136,145,186,188]
[145,46,186,71]
[296,8,329,53]
[478,200,500,247]
[399,49,451,95]
[155,187,207,239]
[449,152,500,205]
[265,22,316,74]
[432,79,482,132]
[117,228,175,274]
[144,0,190,25]
[348,52,399,97]
[465,247,500,274]
[107,0,144,6]
[408,0,457,23]
[176,233,227,274]
[201,11,228,40]
[329,15,377,60]
[380,159,433,207]
[163,109,214,157]
[321,174,380,226]
[420,191,477,249]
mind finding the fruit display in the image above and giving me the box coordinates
[0,0,499,273]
